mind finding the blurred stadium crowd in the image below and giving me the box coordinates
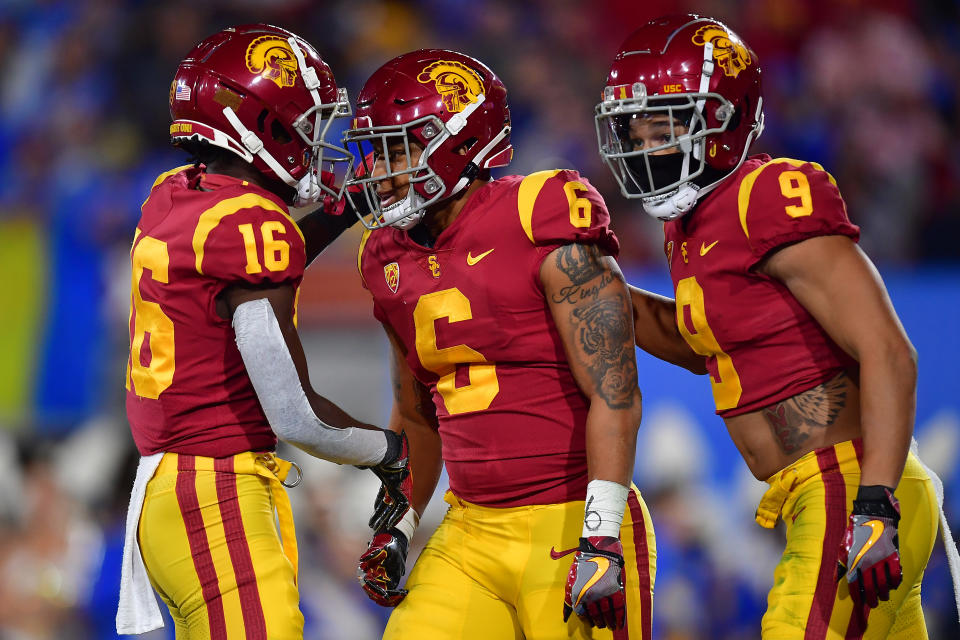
[0,0,958,638]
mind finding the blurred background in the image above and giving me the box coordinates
[0,0,958,638]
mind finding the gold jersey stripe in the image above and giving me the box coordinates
[356,219,374,288]
[737,158,837,239]
[517,169,562,244]
[192,193,302,275]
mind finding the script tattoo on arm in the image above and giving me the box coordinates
[549,244,637,410]
[763,372,849,454]
[551,244,615,305]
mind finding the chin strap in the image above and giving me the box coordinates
[379,192,427,230]
[641,174,732,221]
[450,124,511,195]
[222,107,298,187]
[641,184,701,221]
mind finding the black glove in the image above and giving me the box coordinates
[364,430,413,533]
[358,528,409,607]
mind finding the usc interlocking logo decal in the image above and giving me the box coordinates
[384,262,400,293]
[246,36,298,88]
[417,61,484,113]
[692,25,752,78]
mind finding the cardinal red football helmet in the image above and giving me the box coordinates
[169,24,352,203]
[596,15,764,220]
[343,49,513,229]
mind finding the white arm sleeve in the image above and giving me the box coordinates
[233,298,388,466]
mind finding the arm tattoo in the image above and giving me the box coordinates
[763,372,849,454]
[551,244,618,305]
[572,293,638,409]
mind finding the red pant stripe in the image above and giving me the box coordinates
[620,490,651,640]
[215,457,267,640]
[804,446,847,640]
[844,442,870,639]
[176,454,228,640]
[852,438,864,465]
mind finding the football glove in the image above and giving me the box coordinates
[365,430,413,533]
[560,536,626,629]
[837,485,902,608]
[358,528,409,607]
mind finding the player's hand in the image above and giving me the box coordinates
[562,536,626,629]
[366,430,413,532]
[358,528,409,607]
[837,485,902,608]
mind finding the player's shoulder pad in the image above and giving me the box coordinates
[514,169,618,256]
[149,164,195,192]
[142,164,196,210]
[735,158,857,259]
[736,158,848,239]
[193,190,306,284]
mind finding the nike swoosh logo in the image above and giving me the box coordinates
[700,240,719,256]
[791,505,806,524]
[851,520,885,568]
[549,545,577,560]
[574,557,611,607]
[466,248,494,265]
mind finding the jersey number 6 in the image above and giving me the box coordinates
[413,288,499,415]
[126,230,175,399]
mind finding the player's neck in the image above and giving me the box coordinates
[420,178,490,240]
[204,158,293,203]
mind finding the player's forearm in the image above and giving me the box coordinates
[233,298,391,465]
[296,206,356,265]
[581,402,639,538]
[628,285,707,375]
[306,392,379,431]
[585,402,641,487]
[857,341,917,488]
[390,412,443,516]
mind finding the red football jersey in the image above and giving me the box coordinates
[359,170,620,507]
[125,166,306,456]
[663,155,860,417]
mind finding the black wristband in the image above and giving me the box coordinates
[381,430,402,466]
[852,485,900,521]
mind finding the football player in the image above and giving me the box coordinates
[345,50,655,638]
[117,24,411,638]
[595,14,941,639]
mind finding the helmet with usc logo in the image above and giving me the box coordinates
[343,49,512,230]
[595,14,764,220]
[169,24,351,204]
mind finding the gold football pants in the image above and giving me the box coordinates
[384,487,656,640]
[756,439,938,639]
[139,452,301,640]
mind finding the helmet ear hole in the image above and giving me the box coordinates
[727,105,742,131]
[271,120,293,144]
[454,137,479,155]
